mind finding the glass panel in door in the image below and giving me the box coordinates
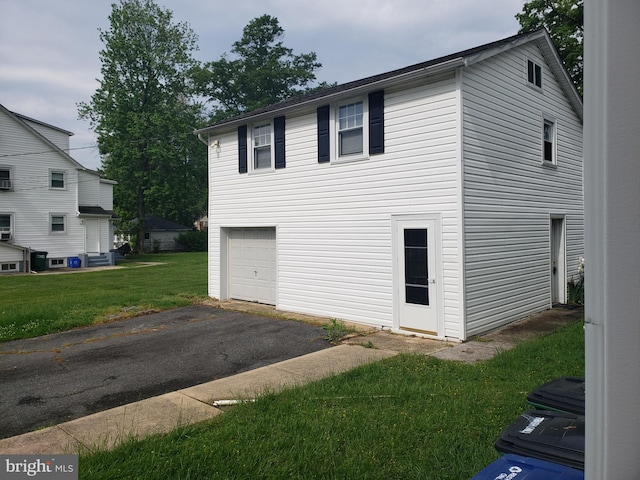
[404,229,429,305]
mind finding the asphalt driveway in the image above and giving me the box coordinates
[0,306,331,439]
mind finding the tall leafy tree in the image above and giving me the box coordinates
[78,0,206,251]
[196,14,328,121]
[516,0,584,94]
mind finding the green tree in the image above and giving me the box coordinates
[516,0,584,94]
[78,0,206,252]
[196,14,328,121]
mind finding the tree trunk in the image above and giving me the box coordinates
[135,185,146,253]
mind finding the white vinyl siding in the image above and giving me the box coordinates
[461,45,583,336]
[99,181,115,210]
[78,171,101,206]
[209,73,463,335]
[19,117,71,151]
[206,38,583,340]
[0,244,24,264]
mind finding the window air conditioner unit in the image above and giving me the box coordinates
[0,180,12,190]
[0,232,11,241]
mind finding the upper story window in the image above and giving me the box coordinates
[317,90,384,164]
[253,123,272,170]
[50,171,65,189]
[527,59,542,89]
[338,101,364,157]
[238,116,286,174]
[0,213,12,241]
[50,214,66,233]
[543,117,556,165]
[0,168,12,190]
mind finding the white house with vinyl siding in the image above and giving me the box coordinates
[196,29,583,341]
[0,104,117,273]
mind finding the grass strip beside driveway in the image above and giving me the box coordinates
[79,320,585,480]
[0,253,207,342]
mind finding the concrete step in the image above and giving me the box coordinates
[87,255,111,267]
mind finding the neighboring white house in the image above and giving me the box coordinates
[195,29,583,341]
[0,103,117,272]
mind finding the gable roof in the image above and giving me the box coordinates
[0,103,111,177]
[0,103,87,169]
[12,111,74,137]
[195,28,582,134]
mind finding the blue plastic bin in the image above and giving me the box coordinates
[68,257,81,268]
[471,454,583,479]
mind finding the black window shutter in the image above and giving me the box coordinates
[317,105,330,163]
[368,90,384,155]
[274,116,286,169]
[238,125,247,173]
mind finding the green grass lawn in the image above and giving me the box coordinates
[1,253,584,478]
[0,252,207,342]
[79,320,585,480]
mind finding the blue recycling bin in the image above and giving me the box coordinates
[68,257,81,268]
[471,454,583,479]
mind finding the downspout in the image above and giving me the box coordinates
[197,133,209,146]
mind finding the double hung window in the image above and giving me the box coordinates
[253,123,272,170]
[317,90,384,163]
[238,116,285,173]
[338,101,364,157]
[0,168,11,190]
[0,214,11,240]
[50,171,65,189]
[50,214,66,233]
[543,118,556,164]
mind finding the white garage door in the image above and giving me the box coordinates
[228,228,276,305]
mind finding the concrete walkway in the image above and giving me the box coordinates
[0,305,582,455]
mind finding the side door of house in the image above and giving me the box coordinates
[85,219,100,255]
[550,217,566,305]
[394,217,441,336]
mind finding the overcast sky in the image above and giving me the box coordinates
[0,0,526,170]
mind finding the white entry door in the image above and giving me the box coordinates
[228,228,276,305]
[85,219,100,254]
[396,219,439,335]
[550,217,566,304]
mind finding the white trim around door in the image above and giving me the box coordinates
[226,227,277,305]
[392,214,443,337]
[550,215,567,305]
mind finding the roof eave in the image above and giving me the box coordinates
[194,57,466,134]
[195,28,583,133]
[534,31,583,121]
